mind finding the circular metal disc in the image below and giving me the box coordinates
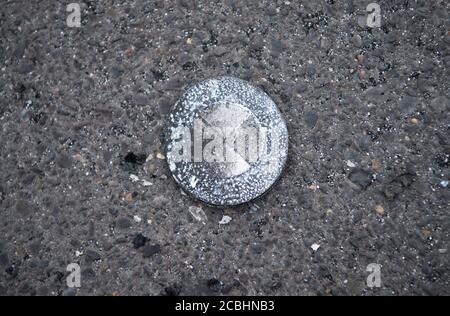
[165,76,288,206]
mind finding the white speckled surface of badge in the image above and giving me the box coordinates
[165,76,288,206]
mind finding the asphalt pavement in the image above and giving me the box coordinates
[0,0,449,295]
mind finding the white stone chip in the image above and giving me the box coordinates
[188,206,207,223]
[219,215,232,225]
[311,243,321,251]
[346,160,356,168]
[142,179,152,186]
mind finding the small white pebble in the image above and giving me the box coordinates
[75,250,83,257]
[130,174,139,182]
[219,215,232,225]
[156,153,165,160]
[311,243,321,251]
[346,160,356,168]
[189,206,207,223]
[133,215,142,223]
[142,179,152,186]
[440,180,449,188]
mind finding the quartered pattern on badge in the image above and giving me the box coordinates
[165,76,289,206]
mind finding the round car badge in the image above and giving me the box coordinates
[165,76,288,206]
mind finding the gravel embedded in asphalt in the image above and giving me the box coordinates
[0,0,449,296]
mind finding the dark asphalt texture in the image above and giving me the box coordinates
[0,0,449,296]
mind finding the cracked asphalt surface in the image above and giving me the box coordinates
[0,0,449,296]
